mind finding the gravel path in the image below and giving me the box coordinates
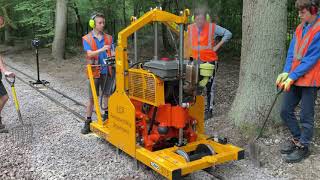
[0,46,318,180]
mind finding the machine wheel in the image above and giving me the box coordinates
[175,144,215,163]
[195,144,215,156]
[175,149,190,162]
[189,144,216,162]
[196,144,216,173]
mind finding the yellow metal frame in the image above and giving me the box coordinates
[88,8,244,179]
[136,138,243,179]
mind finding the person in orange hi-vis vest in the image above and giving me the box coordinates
[187,8,232,120]
[276,0,320,163]
[81,13,114,134]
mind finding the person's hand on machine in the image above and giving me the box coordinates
[111,50,115,57]
[100,45,111,53]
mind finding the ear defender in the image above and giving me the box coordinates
[191,15,194,22]
[191,13,211,23]
[89,14,96,29]
[206,13,211,22]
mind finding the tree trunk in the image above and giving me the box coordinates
[4,26,12,45]
[72,2,84,37]
[0,31,3,44]
[161,0,173,53]
[229,0,287,133]
[52,0,68,59]
[133,0,140,17]
[2,5,14,45]
[123,0,127,27]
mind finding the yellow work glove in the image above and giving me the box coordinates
[276,72,289,86]
[279,78,294,92]
[199,77,209,87]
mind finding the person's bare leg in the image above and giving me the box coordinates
[82,98,94,134]
[103,95,108,110]
[0,95,9,133]
[0,95,9,114]
[102,95,109,120]
[86,98,94,118]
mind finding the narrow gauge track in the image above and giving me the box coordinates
[5,63,226,180]
[6,63,85,107]
[5,63,86,122]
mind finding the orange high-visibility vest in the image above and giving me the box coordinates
[290,19,320,87]
[82,31,112,78]
[188,22,218,62]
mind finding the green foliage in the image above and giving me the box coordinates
[0,0,298,58]
[14,0,55,39]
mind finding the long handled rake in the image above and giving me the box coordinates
[5,75,33,146]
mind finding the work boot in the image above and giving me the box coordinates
[204,109,213,120]
[81,119,92,134]
[280,138,299,154]
[285,145,310,163]
[103,111,108,121]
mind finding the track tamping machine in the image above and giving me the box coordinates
[87,8,244,179]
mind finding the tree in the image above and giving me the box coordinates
[14,0,55,40]
[52,0,68,59]
[161,0,174,53]
[1,1,17,45]
[229,0,288,133]
[71,2,84,38]
[123,0,127,27]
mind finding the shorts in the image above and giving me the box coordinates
[0,73,8,97]
[88,68,115,98]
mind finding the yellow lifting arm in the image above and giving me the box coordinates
[163,21,188,36]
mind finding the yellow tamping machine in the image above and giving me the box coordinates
[87,8,244,179]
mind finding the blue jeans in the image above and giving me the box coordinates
[205,61,218,111]
[280,85,317,147]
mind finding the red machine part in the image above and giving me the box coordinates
[132,100,197,151]
[157,104,187,129]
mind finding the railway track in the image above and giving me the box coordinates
[5,63,226,180]
[5,63,86,122]
[6,63,86,107]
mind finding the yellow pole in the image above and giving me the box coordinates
[87,64,103,125]
[11,86,20,111]
[11,85,23,122]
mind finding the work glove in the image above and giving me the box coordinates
[199,77,209,87]
[198,62,215,87]
[276,72,289,86]
[279,78,294,92]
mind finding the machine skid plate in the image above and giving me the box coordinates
[136,139,243,179]
[90,122,243,180]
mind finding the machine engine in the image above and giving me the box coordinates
[131,59,200,151]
